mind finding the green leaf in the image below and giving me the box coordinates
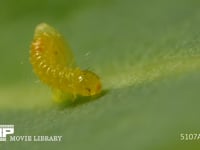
[1,0,200,149]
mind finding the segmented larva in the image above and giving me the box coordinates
[30,23,101,102]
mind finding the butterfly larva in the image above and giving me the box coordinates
[30,23,102,102]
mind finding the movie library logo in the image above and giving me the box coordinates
[0,124,62,142]
[0,125,14,141]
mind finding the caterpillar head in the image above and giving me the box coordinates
[74,70,102,96]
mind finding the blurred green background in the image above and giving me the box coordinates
[1,0,200,149]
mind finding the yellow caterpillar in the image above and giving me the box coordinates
[30,23,101,103]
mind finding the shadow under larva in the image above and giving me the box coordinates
[55,90,109,108]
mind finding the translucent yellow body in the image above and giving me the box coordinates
[30,23,101,102]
